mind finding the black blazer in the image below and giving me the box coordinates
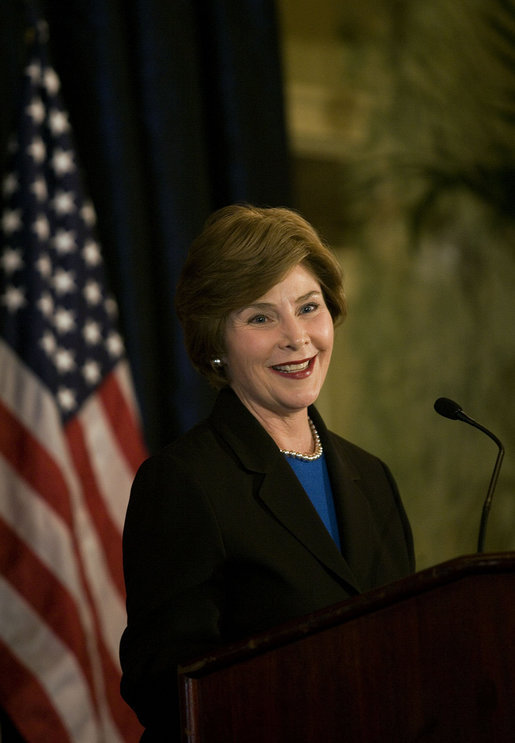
[120,388,414,740]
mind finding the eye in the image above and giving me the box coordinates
[300,302,319,315]
[248,314,269,325]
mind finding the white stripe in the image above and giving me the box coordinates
[0,457,88,608]
[72,492,128,665]
[0,462,125,740]
[115,360,143,427]
[0,465,125,740]
[0,577,101,743]
[0,341,127,679]
[79,391,133,531]
[0,339,66,461]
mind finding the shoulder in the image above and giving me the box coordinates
[134,418,223,489]
[310,406,389,476]
[132,388,275,495]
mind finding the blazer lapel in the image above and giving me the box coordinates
[257,461,361,592]
[211,390,361,594]
[311,406,380,589]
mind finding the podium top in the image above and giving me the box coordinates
[179,551,515,678]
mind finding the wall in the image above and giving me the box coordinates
[278,0,515,568]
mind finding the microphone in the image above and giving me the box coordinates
[434,397,505,552]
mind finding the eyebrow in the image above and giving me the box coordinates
[238,290,322,314]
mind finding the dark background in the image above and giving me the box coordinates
[0,0,292,452]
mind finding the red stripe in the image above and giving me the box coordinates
[98,369,147,472]
[0,400,73,527]
[0,640,73,743]
[97,636,144,743]
[0,402,138,739]
[65,415,126,597]
[0,392,143,739]
[0,518,99,712]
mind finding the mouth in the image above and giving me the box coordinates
[270,356,315,378]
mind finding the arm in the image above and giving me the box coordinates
[120,451,226,736]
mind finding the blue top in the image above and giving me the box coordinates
[285,453,341,550]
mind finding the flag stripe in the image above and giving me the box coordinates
[0,340,73,472]
[0,639,72,743]
[78,373,139,531]
[0,456,95,613]
[0,580,101,742]
[0,518,99,709]
[66,413,126,596]
[0,18,146,741]
[1,350,128,659]
[95,637,142,743]
[0,458,130,740]
[98,365,147,474]
[0,397,73,527]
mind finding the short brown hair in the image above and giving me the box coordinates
[175,204,347,388]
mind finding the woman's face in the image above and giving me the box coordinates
[223,264,334,421]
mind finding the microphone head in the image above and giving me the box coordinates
[434,397,463,420]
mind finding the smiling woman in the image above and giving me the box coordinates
[223,264,335,451]
[120,204,415,742]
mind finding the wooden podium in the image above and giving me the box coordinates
[178,552,515,742]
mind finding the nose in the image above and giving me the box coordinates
[280,316,309,350]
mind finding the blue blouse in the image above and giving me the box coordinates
[285,453,341,551]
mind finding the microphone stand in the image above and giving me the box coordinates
[435,398,505,553]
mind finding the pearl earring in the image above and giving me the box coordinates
[211,358,223,367]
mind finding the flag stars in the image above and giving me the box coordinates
[83,240,102,267]
[0,247,24,274]
[53,190,75,216]
[82,360,102,386]
[2,173,18,197]
[1,286,26,312]
[83,319,102,344]
[33,213,50,242]
[53,229,76,255]
[52,268,76,295]
[57,387,76,412]
[26,97,45,125]
[27,136,46,165]
[105,297,118,319]
[106,331,124,357]
[54,347,76,373]
[51,148,75,177]
[43,67,60,96]
[31,175,47,202]
[1,53,130,420]
[36,253,52,279]
[84,279,102,305]
[26,61,42,84]
[2,209,22,234]
[49,109,70,136]
[54,307,76,334]
[81,202,96,228]
[40,330,57,356]
[37,291,54,318]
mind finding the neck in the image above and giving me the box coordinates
[235,397,314,454]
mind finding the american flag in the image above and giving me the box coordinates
[0,17,146,743]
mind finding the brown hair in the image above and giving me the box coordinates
[175,204,347,388]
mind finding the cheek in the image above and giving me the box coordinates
[318,317,334,351]
[224,331,269,380]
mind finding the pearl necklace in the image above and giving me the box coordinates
[279,417,323,462]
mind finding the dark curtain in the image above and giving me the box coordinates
[1,0,291,453]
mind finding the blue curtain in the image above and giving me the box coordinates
[2,0,291,452]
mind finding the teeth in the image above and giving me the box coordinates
[274,360,310,372]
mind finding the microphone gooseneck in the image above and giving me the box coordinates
[434,397,505,553]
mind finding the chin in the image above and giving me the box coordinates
[283,389,321,411]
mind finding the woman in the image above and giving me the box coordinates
[120,204,415,741]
